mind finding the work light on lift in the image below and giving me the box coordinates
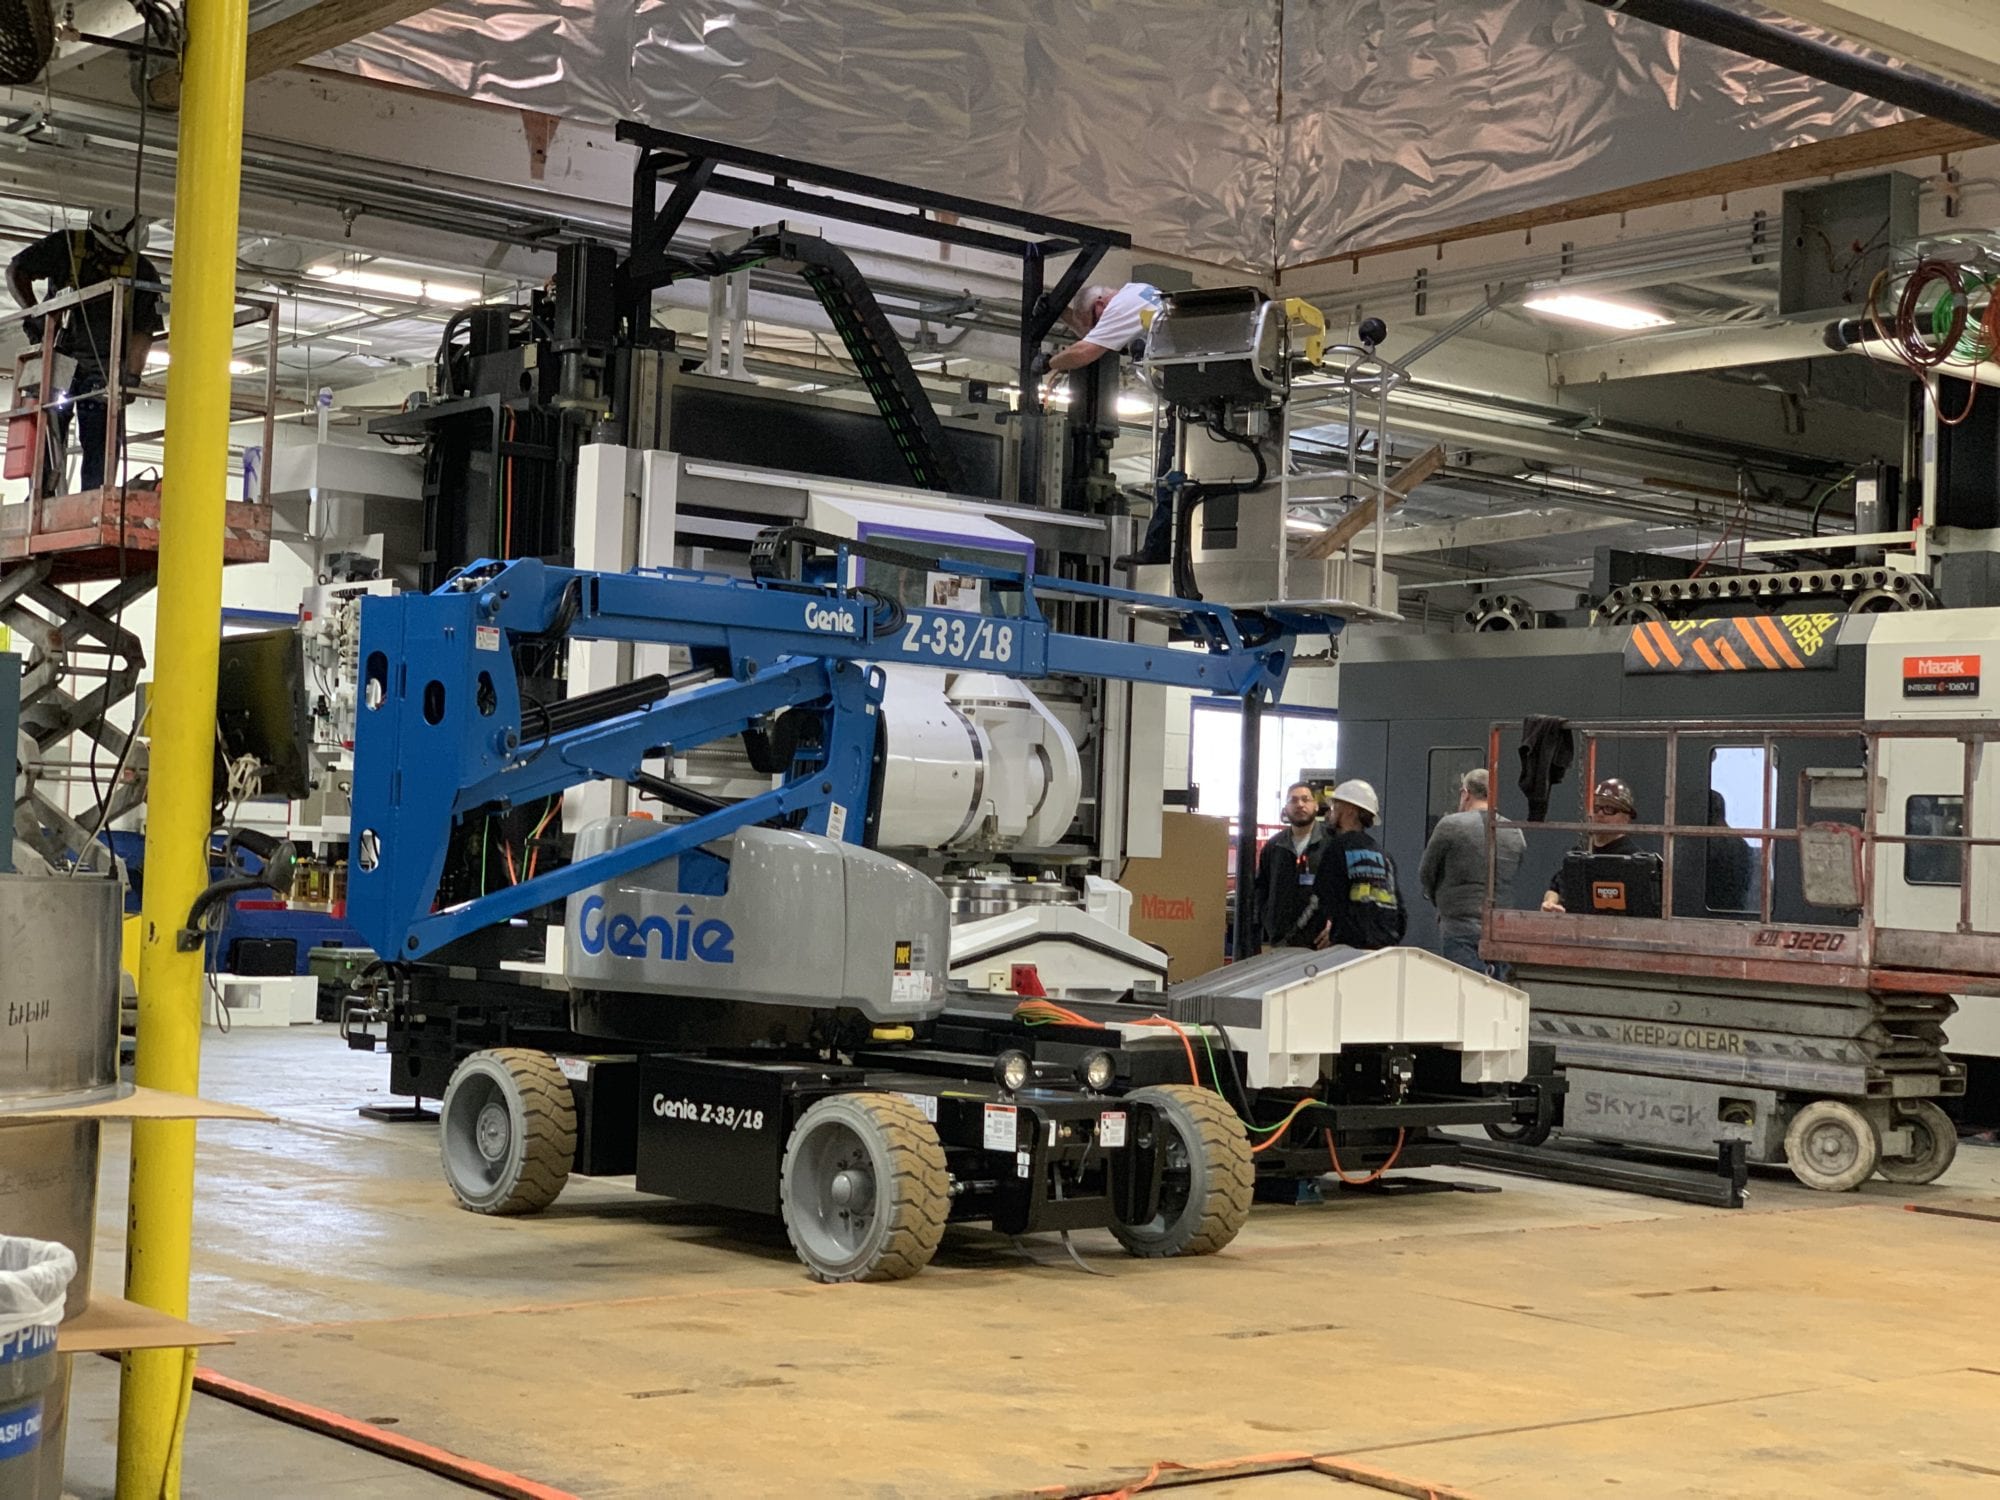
[994,1049,1032,1093]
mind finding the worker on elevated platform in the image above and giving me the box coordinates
[1037,282,1173,570]
[1301,779,1407,951]
[8,207,164,498]
[1048,282,1162,377]
[1421,767,1525,973]
[1540,777,1644,913]
[1254,780,1331,949]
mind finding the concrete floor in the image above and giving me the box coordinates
[62,1024,2000,1499]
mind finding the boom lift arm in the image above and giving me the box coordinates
[348,536,1339,960]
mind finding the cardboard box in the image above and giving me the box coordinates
[0,1085,273,1125]
[1119,811,1231,980]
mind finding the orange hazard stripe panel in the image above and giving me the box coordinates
[1648,622,1682,666]
[1756,615,1804,668]
[1715,637,1747,671]
[1735,619,1780,669]
[1690,638,1726,672]
[1629,627,1661,667]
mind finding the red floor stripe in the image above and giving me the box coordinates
[192,1366,579,1500]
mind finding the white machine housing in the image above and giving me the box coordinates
[946,875,1168,998]
[1170,946,1532,1089]
[876,670,1081,852]
[1862,608,2000,1056]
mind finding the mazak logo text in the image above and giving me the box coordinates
[1140,894,1195,921]
[576,896,736,964]
[804,602,857,633]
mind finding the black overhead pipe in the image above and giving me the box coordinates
[1577,0,2000,142]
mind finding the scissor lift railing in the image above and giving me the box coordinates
[1480,717,2000,997]
[1,276,277,579]
[2,278,281,866]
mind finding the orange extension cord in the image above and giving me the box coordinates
[1071,1450,1456,1500]
[1013,999,1202,1087]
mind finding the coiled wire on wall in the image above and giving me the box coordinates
[1865,256,2000,428]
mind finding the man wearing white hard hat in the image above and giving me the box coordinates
[8,206,165,496]
[1300,778,1407,951]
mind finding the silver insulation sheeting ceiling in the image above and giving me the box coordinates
[316,0,1903,269]
[1279,0,1903,259]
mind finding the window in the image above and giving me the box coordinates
[1906,795,1964,887]
[852,523,1032,617]
[1705,747,1768,914]
[1187,702,1339,837]
[1426,748,1484,838]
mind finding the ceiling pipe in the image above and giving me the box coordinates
[1576,0,2000,140]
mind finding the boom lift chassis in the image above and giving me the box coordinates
[344,534,1345,1279]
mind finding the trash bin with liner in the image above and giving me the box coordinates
[0,1236,77,1500]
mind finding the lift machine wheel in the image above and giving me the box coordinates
[440,1047,578,1214]
[1110,1084,1253,1258]
[779,1092,951,1283]
[1875,1099,1959,1186]
[1782,1098,1880,1192]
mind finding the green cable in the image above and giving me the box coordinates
[1195,1027,1230,1096]
[1935,269,1993,362]
[1193,1022,1310,1133]
[1242,1098,1316,1135]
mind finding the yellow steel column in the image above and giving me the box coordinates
[116,0,250,1491]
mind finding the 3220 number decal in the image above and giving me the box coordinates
[900,611,1016,665]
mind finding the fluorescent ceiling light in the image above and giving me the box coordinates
[1115,392,1154,419]
[1511,470,1618,497]
[1285,516,1329,534]
[306,264,481,305]
[1521,293,1672,332]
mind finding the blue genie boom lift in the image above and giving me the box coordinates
[344,530,1339,1280]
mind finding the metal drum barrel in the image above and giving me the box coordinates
[0,874,123,1498]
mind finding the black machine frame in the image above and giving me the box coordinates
[350,971,1562,1205]
[347,970,1166,1248]
[615,121,1132,510]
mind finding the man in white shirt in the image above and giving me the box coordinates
[1048,282,1162,374]
[1042,283,1172,566]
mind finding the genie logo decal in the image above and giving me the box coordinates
[575,896,736,964]
[804,602,857,634]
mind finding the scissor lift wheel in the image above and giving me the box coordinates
[1876,1100,1958,1186]
[1782,1098,1879,1192]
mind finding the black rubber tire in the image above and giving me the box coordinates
[1111,1085,1254,1258]
[439,1048,576,1215]
[1876,1100,1958,1186]
[1782,1098,1880,1192]
[780,1092,949,1283]
[1484,1118,1553,1147]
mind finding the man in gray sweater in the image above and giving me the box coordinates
[1419,768,1525,974]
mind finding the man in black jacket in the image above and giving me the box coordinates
[1308,779,1408,950]
[8,207,164,496]
[1253,781,1328,949]
[1541,777,1646,912]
